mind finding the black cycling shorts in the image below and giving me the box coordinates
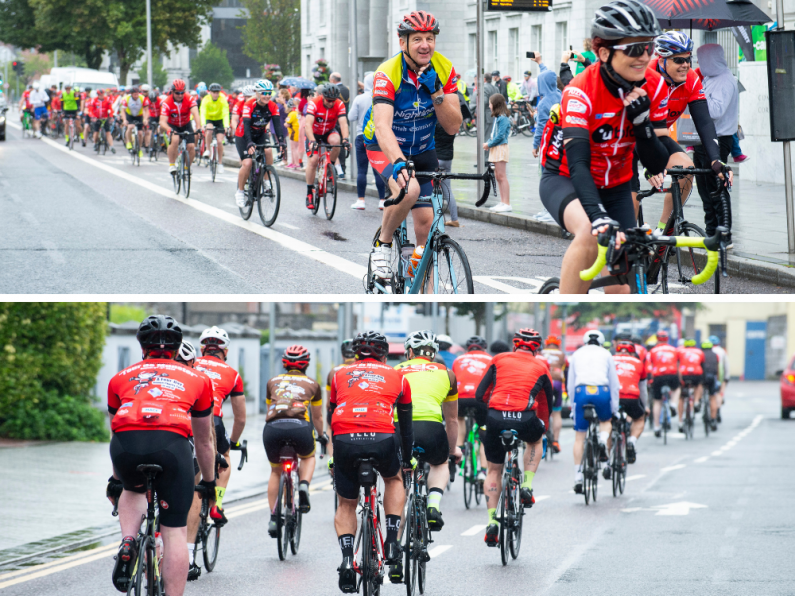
[619,398,646,421]
[366,144,438,209]
[332,433,401,500]
[651,375,680,399]
[214,416,230,455]
[703,374,720,396]
[263,418,316,466]
[483,409,545,465]
[682,374,704,388]
[170,124,195,143]
[126,114,144,128]
[187,436,200,477]
[236,133,267,161]
[412,421,449,466]
[63,109,79,120]
[205,119,225,134]
[305,130,336,153]
[92,119,111,133]
[110,430,195,527]
[539,171,636,232]
[457,398,488,428]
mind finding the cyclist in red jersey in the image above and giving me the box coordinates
[476,329,553,546]
[613,337,648,464]
[329,331,414,594]
[678,338,705,431]
[304,84,350,209]
[107,316,215,596]
[647,329,681,437]
[539,0,671,294]
[159,79,200,175]
[92,89,116,152]
[193,326,245,526]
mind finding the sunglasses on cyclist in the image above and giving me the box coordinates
[613,41,654,58]
[670,56,692,65]
[173,90,185,95]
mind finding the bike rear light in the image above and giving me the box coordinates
[284,461,293,471]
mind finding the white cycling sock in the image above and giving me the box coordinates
[599,431,609,445]
[427,489,443,511]
[628,436,637,446]
[574,464,582,481]
[187,543,194,565]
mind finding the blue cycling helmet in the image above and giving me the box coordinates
[196,82,207,93]
[254,79,274,94]
[655,31,694,57]
[709,335,721,346]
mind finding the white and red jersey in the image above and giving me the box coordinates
[194,354,245,417]
[648,343,680,377]
[306,96,346,136]
[614,353,647,399]
[678,347,705,376]
[539,347,567,382]
[452,350,493,400]
[147,96,162,119]
[650,57,706,128]
[161,93,197,127]
[95,96,114,119]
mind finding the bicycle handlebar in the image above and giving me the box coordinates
[383,161,496,208]
[230,439,248,470]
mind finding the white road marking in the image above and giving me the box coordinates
[652,501,707,516]
[17,130,369,281]
[534,495,551,502]
[694,456,710,463]
[711,450,723,456]
[473,276,541,294]
[41,240,65,264]
[660,464,686,473]
[461,524,487,536]
[275,222,300,230]
[626,474,646,481]
[427,545,452,558]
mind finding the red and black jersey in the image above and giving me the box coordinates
[648,343,680,377]
[235,97,282,143]
[161,94,197,127]
[306,96,346,136]
[476,351,553,425]
[614,353,647,399]
[194,354,245,417]
[678,347,705,376]
[650,57,706,128]
[452,350,493,400]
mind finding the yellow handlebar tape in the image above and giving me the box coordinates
[690,250,718,285]
[580,244,608,281]
[675,236,708,249]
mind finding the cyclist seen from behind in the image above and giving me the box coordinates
[701,339,722,430]
[365,11,462,281]
[263,345,325,537]
[107,316,216,596]
[567,329,620,493]
[612,335,648,464]
[200,83,230,174]
[328,331,414,594]
[194,326,246,526]
[304,83,350,210]
[709,334,729,408]
[648,329,681,437]
[476,329,552,546]
[325,338,356,458]
[539,0,669,293]
[452,335,492,484]
[159,79,200,174]
[678,338,705,432]
[538,334,567,454]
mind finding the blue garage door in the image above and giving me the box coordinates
[744,321,767,380]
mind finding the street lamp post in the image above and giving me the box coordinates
[146,0,153,88]
[348,0,358,182]
[476,0,485,199]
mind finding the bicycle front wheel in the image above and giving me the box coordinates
[405,494,417,596]
[257,166,281,227]
[276,474,288,561]
[210,151,218,183]
[203,521,220,571]
[499,487,509,566]
[426,236,474,294]
[182,157,191,198]
[323,165,337,220]
[583,439,593,505]
[677,222,719,292]
[538,277,560,294]
[172,160,181,195]
[462,442,473,509]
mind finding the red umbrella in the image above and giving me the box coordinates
[642,0,772,30]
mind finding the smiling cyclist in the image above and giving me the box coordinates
[540,0,670,294]
[364,10,463,282]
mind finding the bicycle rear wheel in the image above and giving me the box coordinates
[538,277,560,294]
[361,511,375,596]
[404,494,417,596]
[462,442,473,509]
[583,440,592,505]
[591,440,598,503]
[417,506,428,594]
[182,156,191,198]
[473,437,483,505]
[257,166,281,227]
[203,520,220,571]
[612,440,620,497]
[509,479,522,559]
[617,434,626,495]
[290,479,302,555]
[323,165,337,220]
[276,475,288,561]
[426,236,474,294]
[499,486,509,566]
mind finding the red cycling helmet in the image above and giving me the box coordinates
[282,345,310,370]
[513,328,543,353]
[171,79,187,92]
[656,329,669,343]
[545,335,561,347]
[397,11,440,36]
[615,340,636,355]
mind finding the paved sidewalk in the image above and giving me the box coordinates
[0,408,328,565]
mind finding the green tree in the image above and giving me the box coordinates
[563,303,696,328]
[239,0,300,76]
[190,42,235,89]
[0,303,109,442]
[137,53,169,89]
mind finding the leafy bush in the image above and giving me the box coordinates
[0,303,109,442]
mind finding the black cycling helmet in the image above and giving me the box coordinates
[352,331,389,359]
[592,0,662,41]
[137,315,182,350]
[341,338,355,359]
[209,83,222,92]
[465,335,488,351]
[319,83,340,101]
[490,339,511,354]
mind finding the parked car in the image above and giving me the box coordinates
[779,356,795,418]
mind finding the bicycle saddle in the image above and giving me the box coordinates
[136,464,163,476]
[583,405,598,421]
[500,430,519,449]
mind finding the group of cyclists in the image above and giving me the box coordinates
[104,312,730,596]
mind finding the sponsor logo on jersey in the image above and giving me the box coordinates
[594,112,616,119]
[567,99,587,114]
[375,79,388,88]
[565,115,587,126]
[660,98,668,108]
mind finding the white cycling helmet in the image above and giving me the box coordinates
[583,329,606,346]
[243,85,256,97]
[405,330,438,353]
[200,326,230,349]
[254,79,274,94]
[32,81,40,89]
[177,341,197,363]
[436,334,454,349]
[140,83,151,92]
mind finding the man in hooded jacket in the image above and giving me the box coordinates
[692,44,738,245]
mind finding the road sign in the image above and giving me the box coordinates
[487,0,552,11]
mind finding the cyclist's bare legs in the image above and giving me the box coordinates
[267,464,281,510]
[629,416,645,440]
[335,473,404,535]
[551,410,563,443]
[327,132,341,162]
[379,177,432,247]
[106,129,113,150]
[305,150,321,185]
[187,471,202,546]
[216,132,225,162]
[160,525,189,596]
[238,158,252,191]
[216,449,232,495]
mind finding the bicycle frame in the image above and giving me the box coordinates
[353,482,385,584]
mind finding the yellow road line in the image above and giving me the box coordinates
[0,550,115,590]
[0,544,117,581]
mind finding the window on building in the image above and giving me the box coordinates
[509,28,519,79]
[469,33,477,73]
[556,22,568,59]
[530,25,543,72]
[320,46,325,59]
[488,30,498,72]
[118,346,130,372]
[319,0,325,25]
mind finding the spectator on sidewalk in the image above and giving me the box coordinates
[730,131,750,163]
[483,93,512,213]
[693,43,738,246]
[478,73,500,162]
[436,122,461,227]
[574,39,597,75]
[285,100,302,169]
[347,73,386,210]
[532,67,562,159]
[492,71,509,102]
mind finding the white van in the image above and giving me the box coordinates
[49,67,119,91]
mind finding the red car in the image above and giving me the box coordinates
[780,356,795,418]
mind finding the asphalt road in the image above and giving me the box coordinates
[0,121,785,294]
[1,381,790,595]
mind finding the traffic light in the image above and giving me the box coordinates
[12,61,24,77]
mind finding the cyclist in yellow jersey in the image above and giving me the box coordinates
[200,83,230,172]
[394,331,461,537]
[325,339,356,458]
[121,87,150,157]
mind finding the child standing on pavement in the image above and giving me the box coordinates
[285,100,301,169]
[483,93,512,213]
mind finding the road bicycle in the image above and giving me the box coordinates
[95,119,110,155]
[402,448,433,595]
[64,114,77,151]
[272,441,302,561]
[581,405,601,505]
[509,100,534,137]
[124,464,165,596]
[49,110,64,138]
[128,122,142,167]
[658,385,673,445]
[638,167,731,293]
[365,161,496,295]
[490,430,524,565]
[204,125,225,182]
[460,408,484,509]
[608,408,628,497]
[538,221,727,294]
[352,458,386,596]
[148,123,162,161]
[240,142,281,227]
[457,117,477,137]
[702,381,712,438]
[308,141,347,220]
[21,110,33,138]
[171,131,195,198]
[682,384,695,440]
